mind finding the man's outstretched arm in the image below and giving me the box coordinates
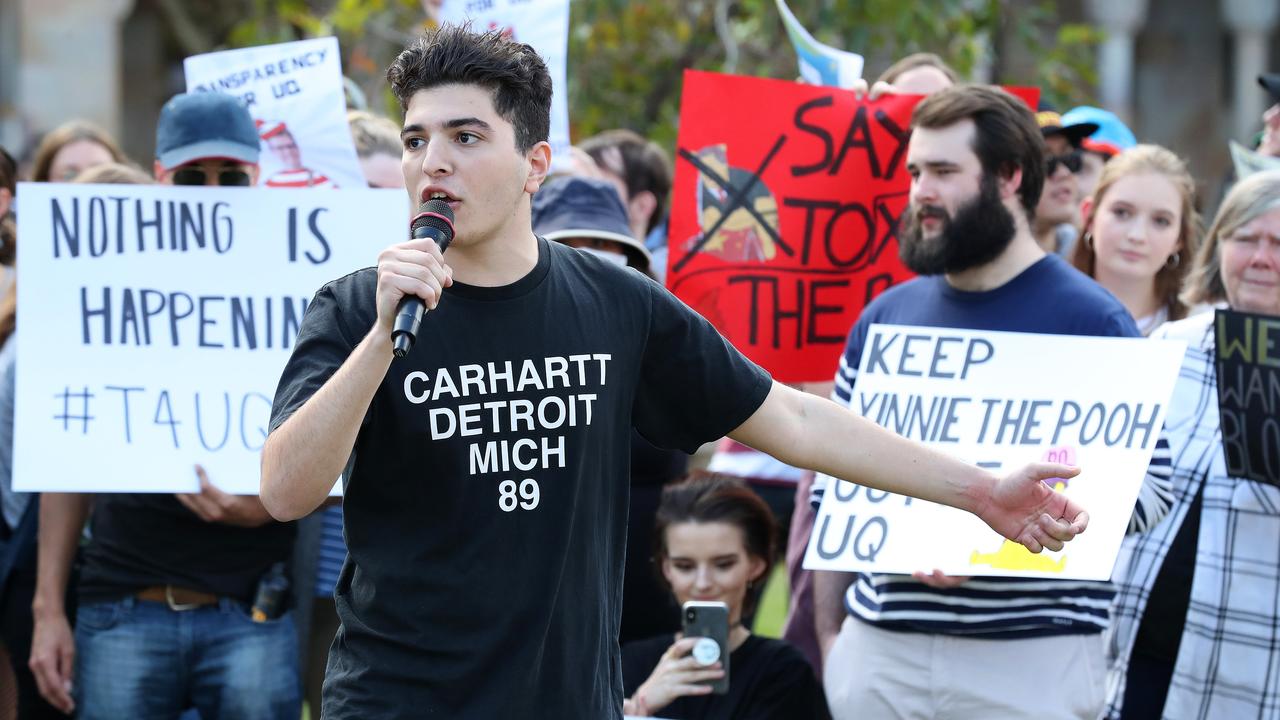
[729,382,1088,552]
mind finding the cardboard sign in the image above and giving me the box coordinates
[1215,308,1280,485]
[803,324,1185,580]
[439,0,571,172]
[185,37,366,189]
[668,70,919,383]
[13,182,404,494]
[776,0,864,88]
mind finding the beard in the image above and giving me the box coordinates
[897,174,1017,275]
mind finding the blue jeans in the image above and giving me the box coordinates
[74,596,300,720]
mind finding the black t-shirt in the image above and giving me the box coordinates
[621,634,831,720]
[269,239,772,719]
[78,494,295,604]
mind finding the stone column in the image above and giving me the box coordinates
[17,0,136,139]
[1085,0,1149,123]
[0,0,23,152]
[1222,0,1280,143]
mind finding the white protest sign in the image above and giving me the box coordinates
[439,0,571,171]
[14,182,404,494]
[776,0,864,88]
[1229,140,1280,181]
[804,324,1185,580]
[185,37,365,189]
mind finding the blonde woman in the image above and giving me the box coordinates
[1071,145,1201,334]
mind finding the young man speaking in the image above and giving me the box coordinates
[261,26,1088,719]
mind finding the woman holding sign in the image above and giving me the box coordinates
[1071,144,1202,336]
[1104,170,1280,719]
[621,474,829,719]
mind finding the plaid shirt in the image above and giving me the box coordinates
[1105,312,1280,719]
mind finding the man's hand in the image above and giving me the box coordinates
[798,77,901,101]
[1259,104,1280,157]
[29,611,76,714]
[977,463,1088,553]
[912,569,971,589]
[375,238,453,335]
[176,465,275,527]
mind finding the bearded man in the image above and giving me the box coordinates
[812,85,1173,720]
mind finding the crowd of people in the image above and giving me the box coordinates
[0,22,1276,720]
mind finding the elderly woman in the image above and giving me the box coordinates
[1104,170,1280,719]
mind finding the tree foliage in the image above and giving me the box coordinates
[194,0,1098,150]
[567,0,1100,150]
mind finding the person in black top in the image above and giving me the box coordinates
[622,474,830,719]
[531,175,685,645]
[261,25,1090,720]
[28,93,299,720]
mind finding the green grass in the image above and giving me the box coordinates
[752,564,790,638]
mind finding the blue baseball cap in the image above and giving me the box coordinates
[155,92,260,171]
[532,176,652,271]
[1062,106,1136,157]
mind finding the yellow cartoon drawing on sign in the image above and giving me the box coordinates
[970,446,1078,574]
[970,540,1067,573]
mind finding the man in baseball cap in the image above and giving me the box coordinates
[1063,106,1137,198]
[30,90,299,718]
[153,91,261,186]
[1033,104,1097,255]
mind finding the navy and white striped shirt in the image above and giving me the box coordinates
[813,255,1174,638]
[314,504,347,597]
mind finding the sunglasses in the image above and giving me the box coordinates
[172,167,253,187]
[1045,150,1083,175]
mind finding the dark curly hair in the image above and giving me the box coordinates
[913,84,1047,218]
[386,24,552,154]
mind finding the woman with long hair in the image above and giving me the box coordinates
[1071,145,1201,334]
[30,121,126,183]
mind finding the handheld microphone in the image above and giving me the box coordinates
[391,199,455,358]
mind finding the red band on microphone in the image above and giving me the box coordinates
[411,211,455,233]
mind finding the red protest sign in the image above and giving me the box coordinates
[668,70,919,383]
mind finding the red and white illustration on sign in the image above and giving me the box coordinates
[668,71,916,382]
[669,71,1039,382]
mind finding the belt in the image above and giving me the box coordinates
[136,585,220,611]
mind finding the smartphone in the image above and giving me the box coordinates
[681,600,730,695]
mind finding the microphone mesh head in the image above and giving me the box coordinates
[411,199,455,237]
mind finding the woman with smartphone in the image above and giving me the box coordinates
[622,474,830,719]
